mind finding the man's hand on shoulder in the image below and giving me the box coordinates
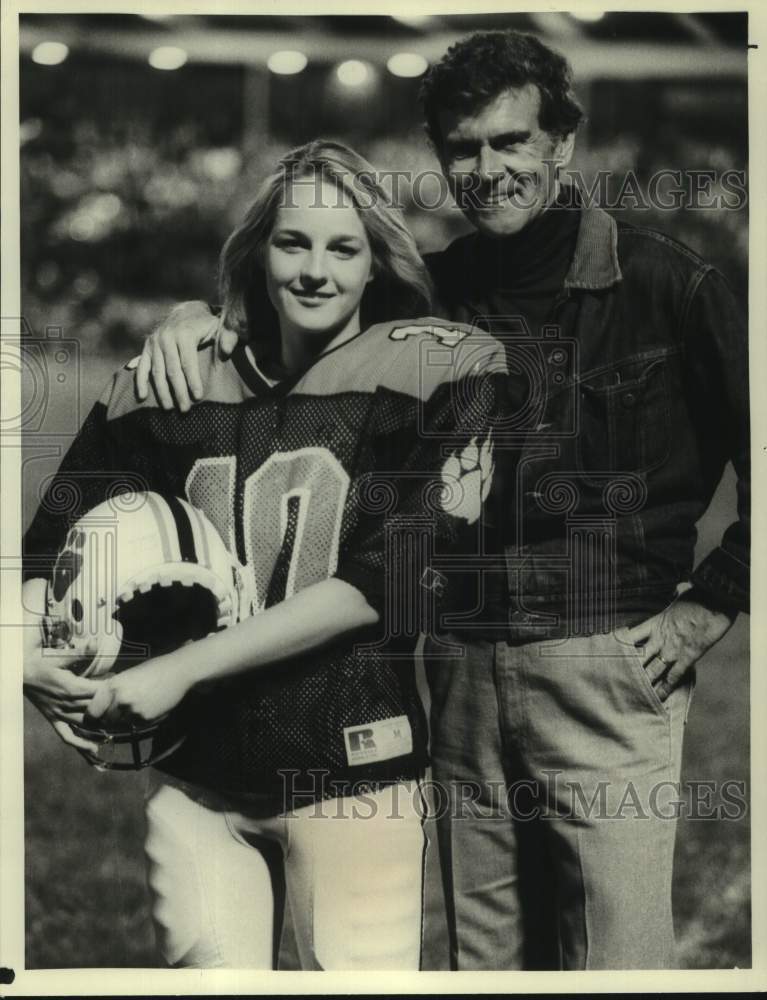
[619,592,734,701]
[135,301,238,412]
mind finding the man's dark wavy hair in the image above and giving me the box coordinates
[420,30,585,148]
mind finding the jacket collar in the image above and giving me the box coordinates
[564,203,623,291]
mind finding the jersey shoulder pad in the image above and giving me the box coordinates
[375,316,507,400]
[385,317,474,349]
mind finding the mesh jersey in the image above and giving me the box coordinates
[24,316,507,811]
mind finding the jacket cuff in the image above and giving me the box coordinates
[689,546,749,616]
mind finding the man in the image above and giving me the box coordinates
[132,31,749,970]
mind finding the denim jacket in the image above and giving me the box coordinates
[426,204,749,640]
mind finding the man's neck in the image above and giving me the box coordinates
[472,182,581,293]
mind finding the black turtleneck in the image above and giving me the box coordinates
[428,184,582,336]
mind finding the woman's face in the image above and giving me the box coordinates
[265,177,373,343]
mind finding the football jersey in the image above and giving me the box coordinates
[24,316,507,811]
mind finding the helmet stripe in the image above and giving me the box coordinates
[144,492,174,563]
[163,493,196,564]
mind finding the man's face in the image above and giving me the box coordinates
[437,84,575,238]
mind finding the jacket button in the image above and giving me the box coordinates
[622,392,637,407]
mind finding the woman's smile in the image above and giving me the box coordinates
[289,287,337,306]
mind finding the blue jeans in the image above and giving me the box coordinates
[425,630,695,970]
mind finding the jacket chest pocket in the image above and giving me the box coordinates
[576,354,673,483]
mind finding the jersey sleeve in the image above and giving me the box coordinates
[22,370,138,582]
[334,332,508,638]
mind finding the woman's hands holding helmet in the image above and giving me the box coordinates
[23,570,197,743]
[22,578,102,752]
[85,651,195,730]
[24,560,378,743]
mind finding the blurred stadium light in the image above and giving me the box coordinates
[387,53,429,78]
[19,12,747,162]
[19,13,747,78]
[570,11,606,23]
[391,15,434,29]
[30,40,68,66]
[267,50,308,75]
[148,46,188,71]
[335,59,372,88]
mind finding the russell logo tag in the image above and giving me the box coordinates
[343,715,413,765]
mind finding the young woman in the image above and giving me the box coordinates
[23,141,505,970]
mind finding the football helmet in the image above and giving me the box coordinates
[43,490,250,770]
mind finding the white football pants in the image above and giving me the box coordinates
[144,776,427,969]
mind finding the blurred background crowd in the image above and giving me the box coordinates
[18,11,750,971]
[20,11,747,353]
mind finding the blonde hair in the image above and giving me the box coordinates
[219,140,432,348]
